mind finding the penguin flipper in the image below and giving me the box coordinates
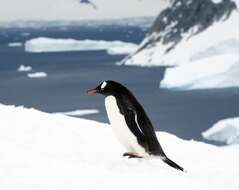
[118,104,162,154]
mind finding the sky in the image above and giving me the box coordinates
[0,0,167,22]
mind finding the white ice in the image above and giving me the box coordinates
[8,42,23,47]
[17,65,32,72]
[0,103,239,190]
[211,0,223,4]
[27,72,47,78]
[160,54,239,90]
[24,37,138,55]
[202,117,239,145]
[55,109,99,116]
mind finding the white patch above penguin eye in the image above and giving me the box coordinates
[101,81,107,89]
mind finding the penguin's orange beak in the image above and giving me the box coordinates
[86,88,97,94]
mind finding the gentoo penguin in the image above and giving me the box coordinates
[87,80,184,172]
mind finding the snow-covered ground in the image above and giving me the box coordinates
[0,103,238,190]
[27,72,47,78]
[25,37,138,55]
[202,117,239,145]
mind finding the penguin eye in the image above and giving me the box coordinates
[101,81,107,89]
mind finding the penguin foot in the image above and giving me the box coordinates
[123,152,142,159]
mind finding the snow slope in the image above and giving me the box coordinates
[0,104,239,190]
[202,117,239,144]
[25,37,138,55]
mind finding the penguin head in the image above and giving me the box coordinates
[87,80,125,96]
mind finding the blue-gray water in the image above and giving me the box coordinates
[0,24,239,144]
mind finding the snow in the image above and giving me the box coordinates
[55,109,99,116]
[202,117,239,145]
[124,11,239,90]
[17,65,32,72]
[124,12,239,67]
[27,72,47,78]
[25,37,138,55]
[0,103,239,190]
[8,42,23,47]
[211,0,223,4]
[232,0,239,8]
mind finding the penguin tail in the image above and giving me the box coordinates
[161,156,185,172]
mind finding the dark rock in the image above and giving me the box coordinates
[79,0,97,9]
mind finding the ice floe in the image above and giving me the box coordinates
[25,37,138,55]
[202,117,239,145]
[8,42,23,47]
[27,72,47,78]
[17,65,32,72]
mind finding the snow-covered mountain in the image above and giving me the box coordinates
[122,0,236,66]
[0,0,167,22]
[122,0,239,90]
[0,103,239,190]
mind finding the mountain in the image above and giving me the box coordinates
[122,0,236,66]
[121,0,239,90]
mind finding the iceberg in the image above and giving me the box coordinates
[202,117,239,144]
[0,103,239,190]
[27,72,47,78]
[24,37,138,55]
[17,65,32,72]
[160,54,239,90]
[160,12,239,90]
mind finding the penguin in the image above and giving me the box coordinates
[87,80,184,172]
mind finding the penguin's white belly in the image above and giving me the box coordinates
[105,95,147,156]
